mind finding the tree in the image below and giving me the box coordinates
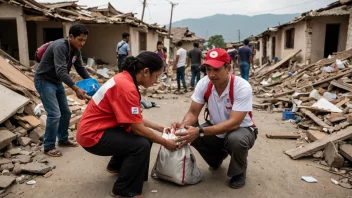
[207,35,226,49]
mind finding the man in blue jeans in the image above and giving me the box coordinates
[116,32,131,72]
[173,41,188,93]
[188,42,202,90]
[34,24,91,157]
[237,39,253,81]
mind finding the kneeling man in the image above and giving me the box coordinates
[174,48,258,189]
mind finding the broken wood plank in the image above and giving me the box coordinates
[285,128,352,159]
[340,144,352,162]
[25,15,50,21]
[306,130,327,141]
[0,85,30,124]
[329,116,347,123]
[274,69,352,98]
[300,109,332,130]
[266,133,301,139]
[0,56,36,92]
[330,80,352,92]
[259,49,302,77]
[335,98,350,108]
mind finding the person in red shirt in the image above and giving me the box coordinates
[77,52,177,198]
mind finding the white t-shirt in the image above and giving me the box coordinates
[191,75,254,138]
[176,48,187,68]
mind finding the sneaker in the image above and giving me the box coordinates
[229,172,246,189]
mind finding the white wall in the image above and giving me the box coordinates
[0,3,29,66]
[311,15,349,62]
[129,26,140,56]
[347,14,352,50]
[279,22,307,63]
[147,29,159,52]
[81,24,130,65]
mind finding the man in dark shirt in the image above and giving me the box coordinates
[237,39,253,81]
[34,24,91,157]
[188,42,202,89]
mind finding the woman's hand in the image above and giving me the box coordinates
[163,139,177,152]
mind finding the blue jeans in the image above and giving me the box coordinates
[176,66,187,89]
[34,78,71,151]
[240,62,250,81]
[190,65,200,88]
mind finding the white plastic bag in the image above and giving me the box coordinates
[152,128,203,185]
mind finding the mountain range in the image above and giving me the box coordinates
[170,13,300,42]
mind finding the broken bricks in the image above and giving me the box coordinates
[324,142,344,168]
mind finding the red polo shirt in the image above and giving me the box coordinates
[76,71,143,147]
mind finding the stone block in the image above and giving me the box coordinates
[0,176,15,189]
[0,130,17,150]
[21,163,51,175]
[28,127,44,144]
[18,137,32,146]
[324,141,344,168]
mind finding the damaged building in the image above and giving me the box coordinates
[256,0,352,66]
[0,0,169,66]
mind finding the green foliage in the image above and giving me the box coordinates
[207,35,226,49]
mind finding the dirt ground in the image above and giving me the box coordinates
[5,93,352,198]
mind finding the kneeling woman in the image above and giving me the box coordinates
[76,52,177,198]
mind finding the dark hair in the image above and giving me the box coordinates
[157,41,163,45]
[122,51,163,74]
[69,24,88,38]
[122,32,130,39]
[244,39,250,45]
[176,41,183,47]
[193,42,199,48]
[163,47,167,52]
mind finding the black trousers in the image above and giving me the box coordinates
[84,127,151,197]
[192,122,257,177]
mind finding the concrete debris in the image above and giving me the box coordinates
[0,164,14,171]
[0,159,12,166]
[21,163,51,175]
[313,151,324,159]
[15,155,33,164]
[324,142,344,168]
[18,137,32,147]
[0,176,15,189]
[28,127,45,144]
[0,130,17,150]
[1,170,10,176]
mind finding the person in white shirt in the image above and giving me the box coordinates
[173,41,188,93]
[172,48,257,189]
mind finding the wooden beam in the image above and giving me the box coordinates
[306,130,327,141]
[266,133,301,139]
[335,98,350,108]
[330,80,352,92]
[340,144,352,162]
[25,15,50,21]
[274,69,352,98]
[300,109,332,130]
[285,129,352,159]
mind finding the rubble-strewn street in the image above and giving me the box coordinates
[1,94,351,198]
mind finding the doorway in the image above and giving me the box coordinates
[272,37,276,59]
[0,19,19,60]
[43,28,63,43]
[324,24,340,58]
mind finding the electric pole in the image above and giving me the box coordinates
[237,30,240,42]
[168,1,178,38]
[141,0,147,23]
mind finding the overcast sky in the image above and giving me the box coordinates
[37,0,336,25]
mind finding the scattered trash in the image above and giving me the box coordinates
[331,178,339,185]
[26,180,36,185]
[301,176,318,183]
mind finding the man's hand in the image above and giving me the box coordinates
[75,88,91,100]
[171,122,184,131]
[175,125,199,148]
[164,139,177,151]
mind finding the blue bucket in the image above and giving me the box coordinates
[282,110,295,120]
[76,78,101,96]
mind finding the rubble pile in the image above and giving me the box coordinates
[255,49,352,189]
[0,53,86,194]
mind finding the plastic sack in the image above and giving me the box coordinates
[336,59,345,69]
[75,78,101,96]
[152,128,203,185]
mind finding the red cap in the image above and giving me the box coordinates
[204,48,231,68]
